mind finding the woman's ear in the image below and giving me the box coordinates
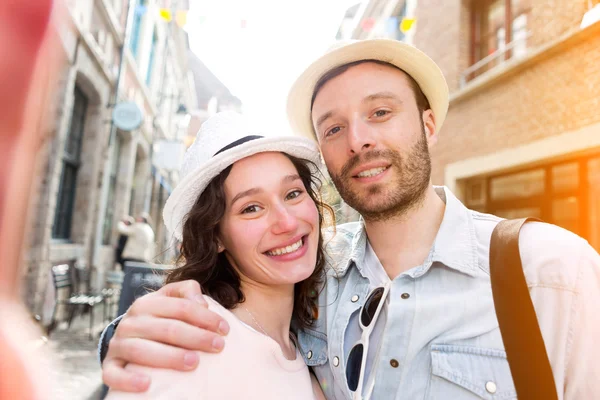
[216,239,225,253]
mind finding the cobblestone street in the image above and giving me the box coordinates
[46,308,106,400]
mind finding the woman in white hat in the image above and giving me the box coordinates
[106,111,329,400]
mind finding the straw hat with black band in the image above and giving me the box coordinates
[163,111,322,242]
[286,39,450,140]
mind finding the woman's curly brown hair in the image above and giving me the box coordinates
[166,153,333,329]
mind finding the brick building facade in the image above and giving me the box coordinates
[338,0,600,250]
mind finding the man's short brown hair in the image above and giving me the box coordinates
[310,59,431,115]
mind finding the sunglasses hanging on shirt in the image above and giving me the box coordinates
[346,282,391,400]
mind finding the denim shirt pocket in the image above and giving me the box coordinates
[299,328,348,399]
[427,344,517,400]
[298,328,328,366]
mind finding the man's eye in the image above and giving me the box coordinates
[325,126,341,137]
[374,110,389,117]
[286,190,303,200]
[241,205,261,214]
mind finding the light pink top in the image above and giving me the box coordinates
[106,296,316,400]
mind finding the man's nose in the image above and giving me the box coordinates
[347,117,376,155]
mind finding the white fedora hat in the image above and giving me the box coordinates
[287,39,449,140]
[163,111,322,242]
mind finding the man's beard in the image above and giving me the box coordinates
[328,127,431,222]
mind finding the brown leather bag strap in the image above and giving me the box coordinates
[490,218,558,400]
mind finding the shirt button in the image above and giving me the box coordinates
[485,381,497,394]
[351,295,359,303]
[333,356,340,367]
[390,359,399,368]
[307,351,313,359]
[401,293,410,299]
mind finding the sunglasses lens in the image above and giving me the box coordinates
[346,343,364,391]
[361,287,385,327]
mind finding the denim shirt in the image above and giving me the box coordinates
[297,187,600,400]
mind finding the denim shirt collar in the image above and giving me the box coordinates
[339,186,479,279]
[325,221,368,278]
[428,186,479,277]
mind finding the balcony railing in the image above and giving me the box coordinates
[460,32,531,88]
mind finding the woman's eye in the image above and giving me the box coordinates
[241,205,261,214]
[374,110,389,117]
[286,190,303,200]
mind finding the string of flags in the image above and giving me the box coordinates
[134,6,247,29]
[361,16,416,34]
[135,5,415,34]
[135,5,190,27]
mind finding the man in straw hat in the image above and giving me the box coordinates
[100,39,600,399]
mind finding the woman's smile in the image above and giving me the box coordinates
[265,235,309,261]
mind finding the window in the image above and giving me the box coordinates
[468,0,531,80]
[53,87,88,239]
[146,30,158,85]
[512,13,528,58]
[129,0,146,58]
[102,135,122,244]
[129,159,139,217]
[464,155,600,252]
[129,187,136,217]
[466,179,486,209]
[588,157,600,250]
[490,168,545,201]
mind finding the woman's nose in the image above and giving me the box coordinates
[271,204,299,234]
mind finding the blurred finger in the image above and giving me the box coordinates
[107,337,205,371]
[102,357,150,392]
[116,315,226,352]
[125,295,229,335]
[157,280,204,302]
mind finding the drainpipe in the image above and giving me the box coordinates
[143,2,174,215]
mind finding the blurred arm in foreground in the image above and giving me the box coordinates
[0,1,60,399]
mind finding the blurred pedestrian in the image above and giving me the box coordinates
[115,216,135,270]
[118,212,156,265]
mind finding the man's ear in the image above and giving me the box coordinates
[422,109,438,148]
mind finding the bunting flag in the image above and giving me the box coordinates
[386,16,399,34]
[400,17,416,33]
[360,17,376,32]
[159,8,172,22]
[175,10,187,27]
[135,5,147,16]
